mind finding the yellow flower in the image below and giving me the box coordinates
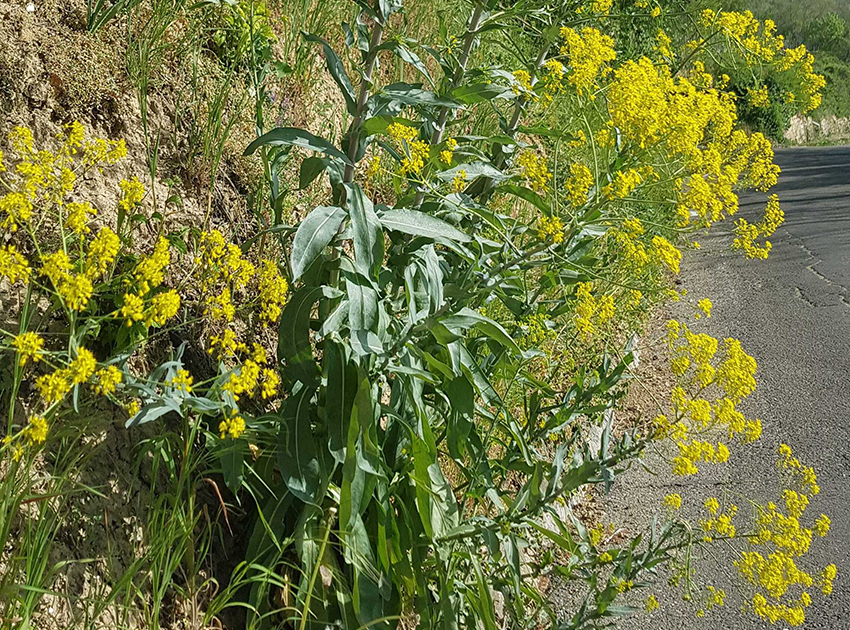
[0,245,32,284]
[400,139,430,177]
[387,122,417,143]
[119,293,145,326]
[133,237,170,295]
[646,594,660,612]
[148,290,181,326]
[517,151,552,192]
[451,169,467,193]
[698,298,713,318]
[36,369,71,403]
[118,177,145,211]
[814,514,830,537]
[41,251,72,286]
[68,348,97,384]
[260,367,280,399]
[651,6,661,17]
[537,215,564,244]
[440,137,458,165]
[166,369,194,393]
[208,329,239,359]
[207,286,236,322]
[559,27,616,96]
[651,235,682,273]
[664,493,682,509]
[257,259,289,323]
[219,410,246,439]
[24,416,49,445]
[12,331,44,366]
[223,360,261,401]
[565,163,593,206]
[65,201,96,234]
[93,365,122,396]
[86,226,121,277]
[603,168,642,200]
[126,399,141,417]
[1,192,33,232]
[748,85,771,108]
[59,274,94,311]
[512,69,536,98]
[9,126,34,154]
[65,120,85,151]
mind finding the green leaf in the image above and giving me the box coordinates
[303,32,358,115]
[437,161,508,182]
[380,82,461,108]
[325,340,358,465]
[442,307,522,355]
[278,285,341,385]
[277,386,325,505]
[445,376,474,459]
[451,82,514,104]
[497,183,550,213]
[344,182,384,279]
[378,42,433,86]
[380,209,471,243]
[344,270,379,332]
[244,127,352,166]
[299,156,329,189]
[290,206,346,281]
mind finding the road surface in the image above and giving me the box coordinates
[607,146,850,628]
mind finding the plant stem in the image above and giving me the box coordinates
[413,2,487,207]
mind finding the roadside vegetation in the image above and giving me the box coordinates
[0,1,837,629]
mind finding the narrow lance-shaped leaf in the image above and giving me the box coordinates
[277,386,326,505]
[344,182,384,279]
[278,285,341,385]
[379,209,471,243]
[290,205,346,281]
[245,127,353,166]
[303,32,358,115]
[325,340,358,465]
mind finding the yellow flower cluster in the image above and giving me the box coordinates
[664,493,682,510]
[400,139,429,177]
[565,162,593,206]
[559,27,616,96]
[661,322,764,477]
[574,282,614,338]
[93,365,122,396]
[650,235,681,274]
[257,259,290,323]
[1,192,33,232]
[733,194,784,260]
[541,59,565,102]
[654,28,673,59]
[440,137,458,165]
[748,85,771,108]
[166,369,194,393]
[511,69,536,99]
[603,168,643,200]
[35,347,97,404]
[451,169,467,193]
[0,245,31,284]
[118,177,145,211]
[537,215,564,244]
[219,409,246,440]
[12,331,44,366]
[517,151,552,192]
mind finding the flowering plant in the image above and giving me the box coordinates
[0,0,836,628]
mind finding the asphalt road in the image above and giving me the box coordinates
[607,146,850,628]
